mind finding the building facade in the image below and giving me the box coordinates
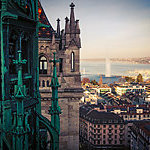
[107,105,150,121]
[38,2,83,150]
[80,105,125,149]
[114,85,146,96]
[130,121,150,150]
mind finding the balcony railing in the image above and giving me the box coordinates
[119,132,124,135]
[119,137,124,141]
[108,132,113,135]
[108,127,113,130]
[119,127,124,130]
[108,137,113,141]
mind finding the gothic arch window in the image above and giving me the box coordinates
[42,80,45,87]
[71,52,75,72]
[39,56,47,74]
[47,80,49,87]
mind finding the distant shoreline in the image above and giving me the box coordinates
[81,58,150,64]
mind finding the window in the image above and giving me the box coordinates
[71,52,75,72]
[39,56,47,74]
[103,130,106,133]
[42,80,45,87]
[115,135,117,139]
[59,58,63,72]
[115,130,117,133]
[103,125,106,128]
[47,80,49,87]
[115,125,117,128]
[103,140,105,144]
[115,140,117,144]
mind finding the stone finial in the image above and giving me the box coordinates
[75,20,80,34]
[57,18,60,37]
[65,17,70,34]
[70,2,75,8]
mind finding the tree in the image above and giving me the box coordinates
[90,80,98,85]
[82,77,90,85]
[136,73,143,83]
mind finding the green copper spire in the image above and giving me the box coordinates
[13,34,27,98]
[11,34,28,150]
[49,52,61,134]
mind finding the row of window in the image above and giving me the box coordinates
[90,134,123,139]
[39,80,50,87]
[91,124,123,128]
[91,139,123,145]
[124,114,150,118]
[39,52,75,74]
[90,129,123,134]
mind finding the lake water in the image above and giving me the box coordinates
[80,61,150,84]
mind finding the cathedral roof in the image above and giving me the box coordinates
[38,1,55,38]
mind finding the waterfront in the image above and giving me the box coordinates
[81,61,150,83]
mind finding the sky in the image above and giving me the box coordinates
[40,0,150,59]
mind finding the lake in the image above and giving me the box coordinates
[80,61,150,84]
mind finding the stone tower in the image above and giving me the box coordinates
[38,2,83,150]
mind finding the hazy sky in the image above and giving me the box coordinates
[40,0,150,59]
